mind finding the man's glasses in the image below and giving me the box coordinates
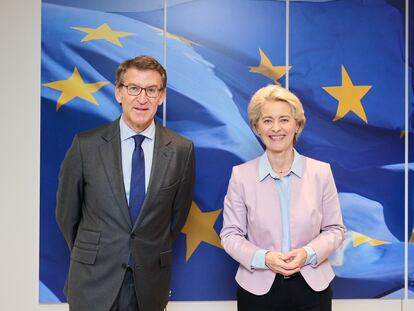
[121,84,163,98]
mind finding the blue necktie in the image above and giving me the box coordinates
[129,135,145,225]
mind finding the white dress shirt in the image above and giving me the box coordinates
[119,117,155,204]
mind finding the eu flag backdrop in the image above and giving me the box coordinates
[40,0,413,302]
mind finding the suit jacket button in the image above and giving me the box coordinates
[121,263,128,269]
[131,233,136,239]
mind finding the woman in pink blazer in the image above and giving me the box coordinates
[220,85,345,311]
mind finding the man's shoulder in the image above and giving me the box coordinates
[156,124,193,147]
[76,119,119,142]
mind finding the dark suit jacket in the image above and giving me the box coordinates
[56,119,195,311]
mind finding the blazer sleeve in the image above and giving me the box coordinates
[307,164,345,265]
[55,135,84,250]
[220,167,260,271]
[170,142,196,240]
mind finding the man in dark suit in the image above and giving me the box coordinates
[56,55,196,311]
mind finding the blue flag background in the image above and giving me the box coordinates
[40,0,413,302]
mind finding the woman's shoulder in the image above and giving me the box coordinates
[302,155,332,173]
[232,156,261,176]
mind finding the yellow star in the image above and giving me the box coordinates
[43,67,109,111]
[181,202,223,261]
[249,48,291,84]
[352,231,391,247]
[410,229,414,243]
[323,65,372,123]
[72,23,135,47]
[400,130,405,139]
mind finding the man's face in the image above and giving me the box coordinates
[115,68,165,133]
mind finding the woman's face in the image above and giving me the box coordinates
[255,100,299,155]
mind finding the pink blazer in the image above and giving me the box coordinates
[220,155,345,295]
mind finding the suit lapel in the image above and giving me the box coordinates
[99,119,132,229]
[289,157,306,245]
[133,123,173,230]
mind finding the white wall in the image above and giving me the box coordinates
[0,0,412,310]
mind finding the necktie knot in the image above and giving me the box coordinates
[133,134,145,149]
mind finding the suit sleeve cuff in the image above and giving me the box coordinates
[303,246,317,266]
[250,249,269,270]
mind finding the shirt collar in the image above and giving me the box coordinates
[119,116,155,142]
[258,149,303,181]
